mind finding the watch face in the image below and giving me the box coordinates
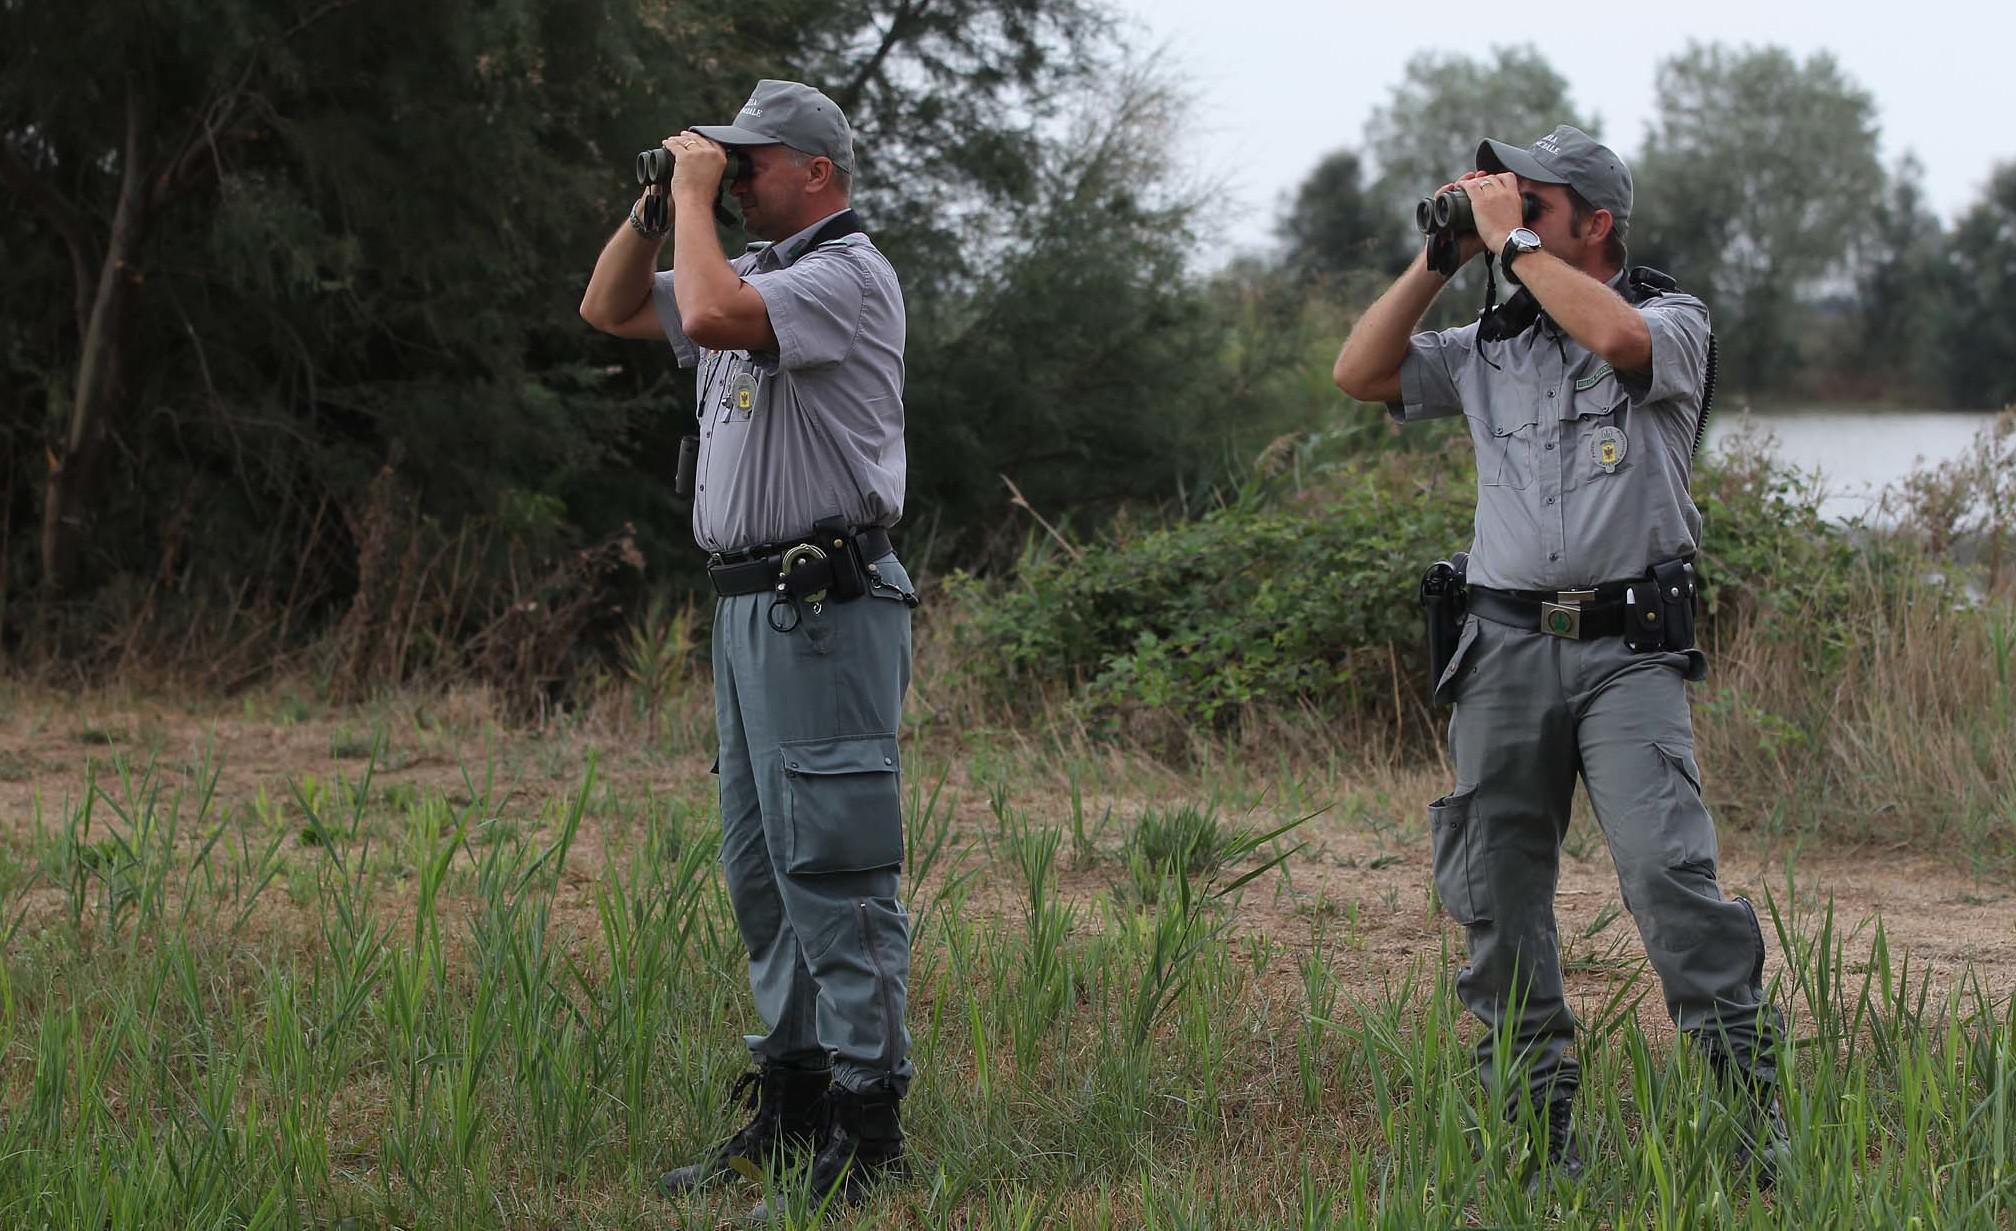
[1510,227,1541,251]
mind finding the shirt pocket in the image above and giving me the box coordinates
[1479,404,1541,490]
[715,357,767,424]
[1568,368,1631,486]
[1570,366,1626,419]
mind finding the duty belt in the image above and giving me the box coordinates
[1467,581,1633,640]
[707,526,894,598]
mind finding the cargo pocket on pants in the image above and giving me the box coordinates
[1428,786,1490,925]
[1653,741,1704,797]
[780,733,904,874]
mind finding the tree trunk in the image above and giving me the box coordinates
[41,94,146,599]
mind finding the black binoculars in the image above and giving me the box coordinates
[1414,188,1540,237]
[634,145,752,231]
[635,145,752,187]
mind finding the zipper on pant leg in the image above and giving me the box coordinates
[854,899,902,1079]
[1735,895,1766,997]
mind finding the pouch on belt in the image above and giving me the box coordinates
[1624,558,1698,653]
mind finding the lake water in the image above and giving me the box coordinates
[1704,407,2004,522]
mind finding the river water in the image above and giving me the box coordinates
[1704,407,2004,522]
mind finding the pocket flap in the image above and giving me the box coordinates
[1568,368,1626,420]
[778,733,905,875]
[1653,741,1702,795]
[779,733,900,777]
[1429,784,1477,819]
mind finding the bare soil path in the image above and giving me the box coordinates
[5,694,2010,1015]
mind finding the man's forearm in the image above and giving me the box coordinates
[1332,250,1447,402]
[580,211,666,329]
[669,197,741,334]
[1508,252,1651,372]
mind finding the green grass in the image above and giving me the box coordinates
[0,749,2011,1228]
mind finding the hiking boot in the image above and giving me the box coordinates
[1733,1097,1791,1186]
[659,1064,831,1196]
[1724,1077,1790,1186]
[1527,1098,1587,1191]
[748,1085,906,1221]
[1705,1053,1789,1186]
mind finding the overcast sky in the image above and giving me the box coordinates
[1106,0,2009,258]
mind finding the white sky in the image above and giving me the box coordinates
[1107,0,2008,257]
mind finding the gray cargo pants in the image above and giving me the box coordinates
[712,553,916,1095]
[1431,612,1780,1116]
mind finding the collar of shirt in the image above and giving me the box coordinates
[749,209,852,273]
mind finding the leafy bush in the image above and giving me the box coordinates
[947,444,1475,733]
[946,425,1948,738]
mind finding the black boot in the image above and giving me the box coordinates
[659,1064,831,1196]
[1710,1060,1790,1186]
[810,1086,907,1200]
[749,1085,906,1220]
[1527,1098,1586,1191]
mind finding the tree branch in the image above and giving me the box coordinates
[154,0,363,205]
[835,0,930,117]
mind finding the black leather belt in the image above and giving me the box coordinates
[707,526,894,598]
[1467,582,1633,640]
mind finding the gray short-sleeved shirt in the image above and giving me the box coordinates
[652,210,907,554]
[1392,273,1711,591]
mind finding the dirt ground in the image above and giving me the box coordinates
[4,692,2011,1019]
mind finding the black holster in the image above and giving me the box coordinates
[808,514,868,602]
[1623,557,1698,653]
[1420,552,1469,703]
[675,433,700,501]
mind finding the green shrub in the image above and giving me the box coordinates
[947,447,1475,733]
[947,427,1951,740]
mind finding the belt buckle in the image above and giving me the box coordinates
[1539,589,1596,639]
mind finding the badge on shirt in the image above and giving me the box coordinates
[724,371,758,422]
[1588,425,1628,473]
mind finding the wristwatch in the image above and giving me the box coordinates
[1501,227,1542,274]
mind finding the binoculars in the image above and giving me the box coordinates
[635,145,752,187]
[1414,188,1541,237]
[634,145,752,231]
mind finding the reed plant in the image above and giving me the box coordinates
[0,748,2009,1227]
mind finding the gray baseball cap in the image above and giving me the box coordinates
[1477,124,1632,236]
[693,79,855,175]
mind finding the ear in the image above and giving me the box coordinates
[1587,208,1615,244]
[803,156,834,194]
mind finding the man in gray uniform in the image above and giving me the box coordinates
[1332,126,1786,1182]
[579,80,916,1212]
